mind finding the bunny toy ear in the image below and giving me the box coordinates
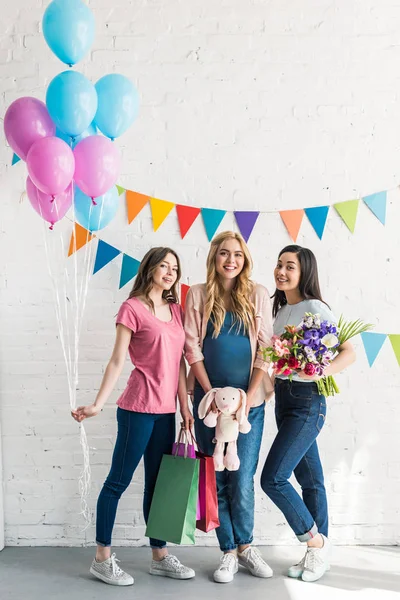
[235,388,248,424]
[198,388,219,419]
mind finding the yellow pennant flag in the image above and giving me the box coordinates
[150,198,175,231]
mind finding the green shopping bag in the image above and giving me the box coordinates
[145,454,200,545]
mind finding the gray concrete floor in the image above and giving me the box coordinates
[1,546,400,600]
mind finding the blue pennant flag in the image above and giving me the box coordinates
[362,191,387,225]
[201,208,227,241]
[305,206,330,239]
[93,240,121,275]
[361,332,387,367]
[12,153,21,165]
[119,254,140,289]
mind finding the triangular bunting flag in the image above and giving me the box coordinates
[279,209,305,242]
[234,211,260,242]
[201,208,227,241]
[360,332,387,367]
[150,198,175,231]
[180,283,190,309]
[68,223,94,257]
[388,334,400,367]
[334,199,359,233]
[176,205,201,239]
[126,190,150,224]
[363,191,387,225]
[93,240,121,275]
[116,185,126,196]
[305,206,330,240]
[119,254,140,289]
[12,153,21,165]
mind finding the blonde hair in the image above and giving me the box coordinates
[204,231,256,338]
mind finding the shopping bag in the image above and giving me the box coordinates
[172,429,200,519]
[145,454,200,545]
[172,428,196,459]
[196,450,220,533]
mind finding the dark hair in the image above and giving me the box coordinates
[272,245,329,318]
[128,247,181,313]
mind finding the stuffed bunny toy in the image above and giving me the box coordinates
[198,386,251,472]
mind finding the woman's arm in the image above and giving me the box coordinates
[71,324,132,422]
[178,356,194,430]
[247,287,274,411]
[298,340,356,381]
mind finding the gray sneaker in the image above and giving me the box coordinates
[149,554,195,579]
[238,546,273,578]
[301,535,332,582]
[90,553,134,586]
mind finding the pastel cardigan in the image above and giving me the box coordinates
[184,282,274,407]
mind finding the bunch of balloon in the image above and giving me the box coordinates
[3,0,140,531]
[4,0,139,232]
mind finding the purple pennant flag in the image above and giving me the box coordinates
[234,211,260,242]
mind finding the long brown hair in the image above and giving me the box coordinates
[272,245,329,318]
[204,231,256,337]
[128,247,181,313]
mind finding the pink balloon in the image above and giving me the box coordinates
[74,136,121,198]
[4,97,56,161]
[27,137,75,196]
[26,177,72,228]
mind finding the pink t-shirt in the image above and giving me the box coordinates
[116,298,185,414]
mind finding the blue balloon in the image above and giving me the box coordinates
[94,74,139,140]
[42,0,95,66]
[74,185,120,231]
[56,122,98,149]
[46,71,98,138]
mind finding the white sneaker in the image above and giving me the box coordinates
[238,546,273,578]
[213,553,239,583]
[287,554,307,578]
[301,535,332,582]
[90,553,134,586]
[149,554,195,579]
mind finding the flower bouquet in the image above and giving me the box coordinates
[262,313,373,397]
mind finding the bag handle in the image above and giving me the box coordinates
[173,428,191,458]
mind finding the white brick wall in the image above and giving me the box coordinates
[1,0,400,547]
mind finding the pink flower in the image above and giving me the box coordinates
[274,339,291,357]
[282,368,292,376]
[274,358,288,374]
[304,363,317,376]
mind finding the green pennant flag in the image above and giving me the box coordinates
[388,335,400,367]
[116,185,126,196]
[333,200,359,233]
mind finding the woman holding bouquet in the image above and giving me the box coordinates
[184,231,274,584]
[71,247,195,586]
[261,244,356,583]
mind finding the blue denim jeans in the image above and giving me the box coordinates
[260,379,328,542]
[96,408,176,548]
[193,387,265,551]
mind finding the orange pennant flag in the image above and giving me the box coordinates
[150,198,175,231]
[68,223,95,257]
[126,190,150,225]
[279,209,305,242]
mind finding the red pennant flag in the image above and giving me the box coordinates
[176,205,201,239]
[180,284,190,309]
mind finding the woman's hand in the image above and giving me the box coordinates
[245,391,255,416]
[180,407,195,431]
[297,371,322,382]
[71,404,101,422]
[206,400,220,417]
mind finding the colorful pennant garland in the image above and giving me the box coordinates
[68,223,95,257]
[150,198,175,231]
